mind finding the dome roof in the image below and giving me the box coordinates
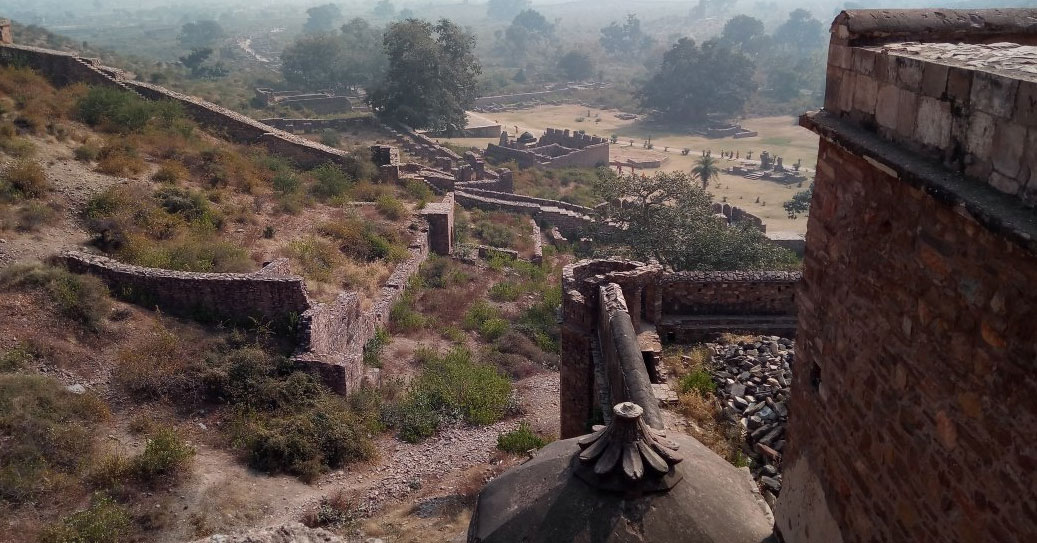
[468,403,776,543]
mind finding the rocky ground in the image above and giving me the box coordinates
[707,336,793,506]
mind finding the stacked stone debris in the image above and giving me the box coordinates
[708,335,793,506]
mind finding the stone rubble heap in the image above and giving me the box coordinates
[708,335,793,504]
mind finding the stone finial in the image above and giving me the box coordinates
[573,402,683,492]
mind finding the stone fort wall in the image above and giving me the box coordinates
[559,259,800,438]
[58,252,311,325]
[775,9,1037,543]
[0,44,362,171]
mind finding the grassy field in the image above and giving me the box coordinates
[442,106,819,233]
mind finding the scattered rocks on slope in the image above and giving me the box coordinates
[707,335,793,505]
[191,522,344,543]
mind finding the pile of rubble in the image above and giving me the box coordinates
[707,336,793,504]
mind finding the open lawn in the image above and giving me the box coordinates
[440,106,819,234]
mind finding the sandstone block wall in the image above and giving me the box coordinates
[775,9,1037,543]
[651,272,799,319]
[58,251,311,325]
[540,128,608,149]
[259,117,376,133]
[421,193,454,256]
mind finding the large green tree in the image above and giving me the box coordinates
[558,50,594,81]
[638,38,756,123]
[720,15,767,55]
[367,19,481,132]
[504,9,555,61]
[590,170,796,271]
[774,9,825,53]
[487,0,531,21]
[178,20,224,49]
[599,14,654,56]
[281,18,386,92]
[304,4,343,33]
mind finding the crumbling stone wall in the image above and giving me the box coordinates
[775,9,1037,543]
[421,193,454,256]
[530,219,543,264]
[260,117,376,133]
[58,251,311,325]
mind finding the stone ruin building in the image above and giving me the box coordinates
[0,19,11,45]
[254,87,354,115]
[484,127,610,169]
[471,7,1037,543]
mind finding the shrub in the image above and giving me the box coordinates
[1,158,48,198]
[517,284,561,353]
[678,369,715,397]
[74,143,102,162]
[479,318,509,341]
[272,171,301,195]
[363,327,390,367]
[77,86,183,133]
[96,142,145,177]
[319,129,341,147]
[130,427,195,485]
[411,347,511,426]
[17,200,59,231]
[349,181,390,202]
[38,494,131,543]
[152,160,189,183]
[375,195,406,220]
[0,341,39,372]
[497,423,548,453]
[472,220,513,247]
[389,292,426,333]
[285,237,342,282]
[404,179,432,203]
[309,163,352,201]
[0,263,111,328]
[462,300,500,331]
[489,281,521,302]
[0,374,109,504]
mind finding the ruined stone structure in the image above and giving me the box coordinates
[484,128,610,169]
[773,9,1037,543]
[0,19,12,45]
[58,252,310,326]
[420,192,455,256]
[530,219,543,265]
[711,202,767,232]
[259,116,376,133]
[560,259,800,438]
[254,88,353,114]
[0,44,363,171]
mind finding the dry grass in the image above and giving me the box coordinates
[663,345,744,465]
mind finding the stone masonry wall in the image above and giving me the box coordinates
[777,135,1037,543]
[821,9,1037,206]
[58,251,311,325]
[651,272,799,319]
[775,9,1037,543]
[421,193,454,256]
[259,117,376,133]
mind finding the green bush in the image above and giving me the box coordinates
[462,300,500,331]
[517,284,561,353]
[17,200,59,232]
[404,179,432,203]
[678,369,715,397]
[38,494,131,543]
[375,195,406,220]
[0,341,39,372]
[388,347,511,442]
[273,171,301,195]
[363,327,390,368]
[130,427,195,485]
[497,423,548,453]
[285,237,342,282]
[489,281,521,302]
[319,129,341,147]
[77,86,184,133]
[479,318,509,341]
[0,263,111,328]
[310,163,352,201]
[389,292,426,333]
[472,221,514,247]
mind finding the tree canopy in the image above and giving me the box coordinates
[177,21,224,49]
[281,18,386,92]
[774,9,825,53]
[558,51,594,81]
[599,14,655,56]
[367,19,481,132]
[720,15,767,54]
[304,4,343,33]
[638,38,756,123]
[589,170,797,271]
[504,9,555,61]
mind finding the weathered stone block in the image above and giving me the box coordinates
[971,72,1018,118]
[991,121,1026,179]
[852,48,876,76]
[946,67,972,105]
[853,74,879,116]
[829,44,852,70]
[875,84,900,131]
[1015,80,1037,128]
[920,62,949,98]
[895,88,919,141]
[915,96,951,149]
[837,72,857,114]
[989,171,1020,195]
[895,56,924,91]
[824,68,843,112]
[965,110,996,163]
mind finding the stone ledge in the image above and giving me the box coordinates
[801,110,1037,253]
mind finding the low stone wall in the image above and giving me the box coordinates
[530,219,543,265]
[421,193,454,256]
[293,226,430,394]
[540,128,608,149]
[57,251,311,326]
[651,271,799,317]
[0,44,362,172]
[259,117,377,133]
